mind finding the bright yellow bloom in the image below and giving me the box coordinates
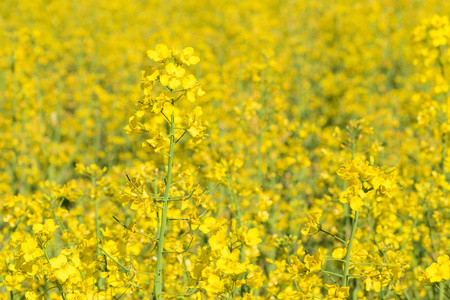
[304,250,324,273]
[332,239,368,263]
[33,219,59,244]
[246,264,263,289]
[301,207,322,236]
[49,254,78,283]
[423,255,450,284]
[174,47,200,66]
[216,247,247,276]
[184,106,207,144]
[337,157,397,211]
[324,284,350,299]
[147,44,171,62]
[124,114,147,134]
[20,237,43,262]
[142,132,170,154]
[199,217,227,234]
[209,229,228,252]
[204,272,225,294]
[241,227,262,246]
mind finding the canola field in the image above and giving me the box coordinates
[1,0,450,299]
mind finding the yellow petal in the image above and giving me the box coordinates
[160,74,169,86]
[332,248,346,259]
[193,106,203,117]
[188,56,200,65]
[50,254,67,269]
[182,74,197,89]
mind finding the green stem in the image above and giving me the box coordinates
[91,176,103,291]
[227,172,241,227]
[352,283,358,300]
[438,46,448,180]
[350,262,393,267]
[154,112,176,299]
[442,134,447,177]
[326,258,346,263]
[436,283,450,299]
[227,169,244,298]
[257,79,267,184]
[345,137,356,240]
[320,229,347,244]
[342,211,359,287]
[320,269,343,279]
[93,176,102,290]
[47,197,65,232]
[100,247,131,274]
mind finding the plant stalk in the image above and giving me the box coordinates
[342,210,359,287]
[154,112,175,298]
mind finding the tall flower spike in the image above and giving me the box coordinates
[123,45,207,299]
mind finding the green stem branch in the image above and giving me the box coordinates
[342,211,359,287]
[154,112,176,299]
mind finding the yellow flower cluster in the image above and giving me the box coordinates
[1,0,450,299]
[190,218,263,297]
[413,15,450,94]
[420,255,450,287]
[337,157,398,211]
